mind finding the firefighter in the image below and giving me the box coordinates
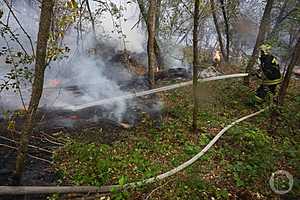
[254,44,282,103]
[213,49,221,69]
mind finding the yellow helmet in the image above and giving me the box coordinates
[259,44,272,54]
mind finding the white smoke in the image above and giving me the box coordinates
[91,0,145,53]
[0,1,146,121]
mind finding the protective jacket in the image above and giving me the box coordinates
[255,54,282,103]
[259,54,282,85]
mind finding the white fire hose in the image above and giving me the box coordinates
[64,73,249,111]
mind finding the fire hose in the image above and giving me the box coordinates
[64,73,249,111]
[0,108,267,195]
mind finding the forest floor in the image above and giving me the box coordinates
[51,78,300,200]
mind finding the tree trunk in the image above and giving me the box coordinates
[210,0,226,61]
[278,37,300,105]
[147,0,157,87]
[137,0,163,70]
[267,0,294,41]
[86,0,96,39]
[219,0,230,62]
[230,0,241,58]
[13,0,54,185]
[193,0,200,134]
[244,0,274,85]
[155,0,161,35]
[155,0,164,70]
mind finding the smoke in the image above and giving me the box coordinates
[163,43,189,69]
[90,0,145,53]
[0,1,148,122]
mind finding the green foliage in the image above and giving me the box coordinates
[54,79,299,199]
[55,142,112,186]
[221,126,274,188]
[0,1,73,94]
[111,190,129,200]
[111,176,130,200]
[46,193,60,200]
[54,140,163,187]
[0,23,34,91]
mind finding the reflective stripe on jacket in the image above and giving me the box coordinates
[263,76,282,85]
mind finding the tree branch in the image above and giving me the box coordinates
[0,143,52,164]
[3,0,36,58]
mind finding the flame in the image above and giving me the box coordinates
[69,115,79,120]
[213,50,221,62]
[49,79,61,87]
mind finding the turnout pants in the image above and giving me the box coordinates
[255,84,278,103]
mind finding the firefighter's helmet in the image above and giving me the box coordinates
[259,44,272,54]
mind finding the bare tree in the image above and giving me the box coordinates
[210,0,226,61]
[219,0,229,62]
[244,0,275,85]
[278,37,300,105]
[267,0,299,44]
[147,0,157,87]
[13,0,55,185]
[193,0,200,134]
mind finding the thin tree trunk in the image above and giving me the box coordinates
[86,0,96,39]
[230,0,240,58]
[137,0,147,22]
[272,0,288,31]
[13,0,54,185]
[154,0,163,70]
[147,0,157,87]
[267,0,292,41]
[155,0,164,69]
[193,0,200,134]
[155,0,161,35]
[210,0,226,61]
[270,36,299,134]
[219,0,229,62]
[278,37,300,105]
[244,0,274,85]
[137,0,163,70]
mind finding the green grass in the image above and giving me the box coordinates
[53,79,300,199]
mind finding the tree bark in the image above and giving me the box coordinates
[210,0,226,61]
[147,0,157,87]
[193,0,200,134]
[219,0,230,62]
[137,0,163,70]
[244,0,274,85]
[154,0,164,70]
[278,37,300,105]
[13,0,54,185]
[155,0,162,35]
[230,0,241,57]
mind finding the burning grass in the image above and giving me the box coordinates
[53,79,300,199]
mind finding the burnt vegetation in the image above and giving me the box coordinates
[0,0,299,200]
